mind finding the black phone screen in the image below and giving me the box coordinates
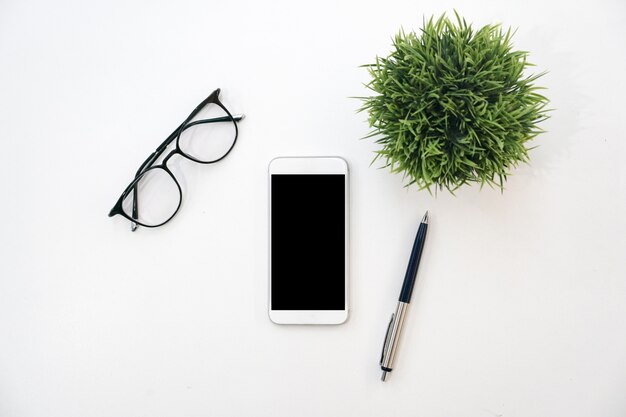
[271,174,345,310]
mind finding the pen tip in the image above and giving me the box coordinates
[421,210,429,225]
[381,371,388,381]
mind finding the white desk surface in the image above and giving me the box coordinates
[1,0,625,416]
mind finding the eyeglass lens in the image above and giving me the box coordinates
[121,167,181,227]
[178,102,237,163]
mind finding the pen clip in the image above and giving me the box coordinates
[380,313,395,365]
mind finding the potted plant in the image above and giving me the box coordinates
[359,12,550,192]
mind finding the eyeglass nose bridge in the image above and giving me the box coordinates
[162,148,181,166]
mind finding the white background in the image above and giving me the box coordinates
[1,0,625,416]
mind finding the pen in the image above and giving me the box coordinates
[379,211,429,381]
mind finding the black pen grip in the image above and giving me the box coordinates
[399,223,427,303]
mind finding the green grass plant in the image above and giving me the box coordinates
[359,12,550,192]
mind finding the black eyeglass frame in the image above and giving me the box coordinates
[109,88,242,230]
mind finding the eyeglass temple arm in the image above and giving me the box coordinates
[129,114,244,231]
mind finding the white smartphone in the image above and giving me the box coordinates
[268,157,349,324]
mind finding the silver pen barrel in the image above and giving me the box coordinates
[380,301,409,381]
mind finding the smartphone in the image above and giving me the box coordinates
[268,157,349,324]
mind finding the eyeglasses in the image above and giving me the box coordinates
[109,89,244,231]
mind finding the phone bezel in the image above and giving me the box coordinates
[268,157,349,325]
